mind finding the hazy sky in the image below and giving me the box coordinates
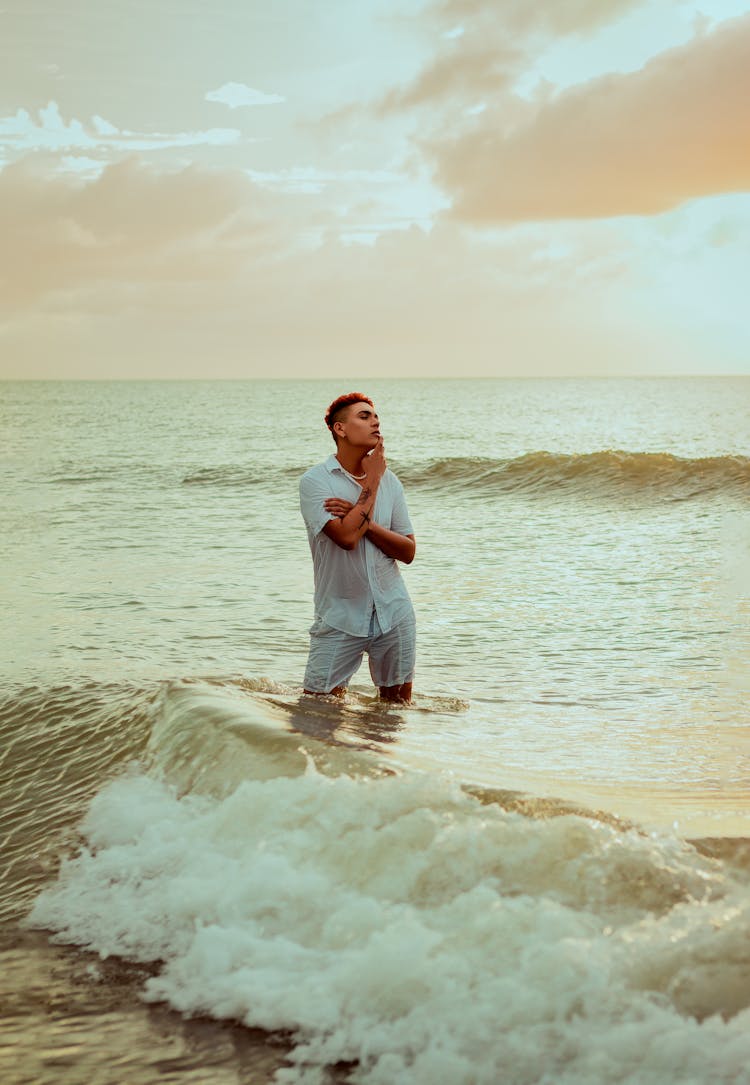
[2,0,749,378]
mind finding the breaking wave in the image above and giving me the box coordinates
[19,679,750,1085]
[397,451,750,502]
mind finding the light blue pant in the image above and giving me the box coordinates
[304,609,416,693]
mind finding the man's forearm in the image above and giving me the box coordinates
[325,482,380,549]
[365,523,416,564]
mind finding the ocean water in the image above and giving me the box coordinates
[2,377,750,1084]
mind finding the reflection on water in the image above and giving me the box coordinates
[280,692,406,749]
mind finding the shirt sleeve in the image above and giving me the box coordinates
[299,471,336,538]
[389,475,414,536]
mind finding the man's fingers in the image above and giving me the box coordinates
[325,498,354,517]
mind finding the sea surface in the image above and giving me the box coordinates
[2,377,750,1084]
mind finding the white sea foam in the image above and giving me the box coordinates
[28,759,750,1085]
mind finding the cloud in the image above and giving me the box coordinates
[431,14,750,221]
[432,0,654,37]
[92,115,120,136]
[378,45,520,113]
[0,215,633,377]
[0,157,277,312]
[0,158,561,361]
[205,82,285,108]
[374,0,657,142]
[59,155,105,177]
[3,159,741,381]
[246,165,401,195]
[0,101,240,164]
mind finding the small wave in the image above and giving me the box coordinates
[46,462,165,486]
[0,681,159,921]
[182,466,263,486]
[144,680,386,798]
[397,451,750,502]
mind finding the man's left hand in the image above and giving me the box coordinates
[325,498,354,519]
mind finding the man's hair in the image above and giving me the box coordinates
[324,392,374,442]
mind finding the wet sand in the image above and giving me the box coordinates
[0,926,293,1085]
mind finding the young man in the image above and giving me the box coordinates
[299,392,416,703]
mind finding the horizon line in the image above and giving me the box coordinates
[2,373,749,383]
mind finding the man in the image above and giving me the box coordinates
[299,392,416,703]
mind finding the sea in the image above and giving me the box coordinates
[2,376,750,1085]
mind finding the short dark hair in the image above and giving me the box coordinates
[324,392,374,441]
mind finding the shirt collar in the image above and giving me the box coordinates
[325,454,342,474]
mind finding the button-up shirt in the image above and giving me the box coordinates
[299,454,414,636]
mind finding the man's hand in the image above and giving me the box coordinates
[324,497,353,519]
[362,437,387,485]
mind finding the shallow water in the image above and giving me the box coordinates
[2,377,750,1083]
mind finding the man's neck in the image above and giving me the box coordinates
[335,444,367,476]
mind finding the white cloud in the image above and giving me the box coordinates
[205,82,285,109]
[246,165,401,195]
[59,155,104,177]
[92,115,119,136]
[0,104,96,150]
[0,102,241,164]
[121,129,242,150]
[242,164,448,241]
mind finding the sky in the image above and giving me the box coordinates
[1,0,749,379]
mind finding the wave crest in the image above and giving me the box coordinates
[397,451,750,501]
[182,466,263,486]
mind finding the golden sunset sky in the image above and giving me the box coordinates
[2,0,749,378]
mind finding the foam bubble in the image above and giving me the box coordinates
[27,763,750,1084]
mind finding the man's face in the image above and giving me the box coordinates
[337,401,381,448]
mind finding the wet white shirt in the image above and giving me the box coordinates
[299,455,414,636]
